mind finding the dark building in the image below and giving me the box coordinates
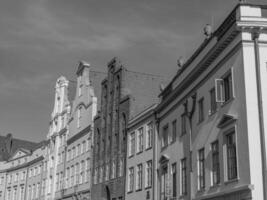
[0,133,39,161]
[91,57,166,200]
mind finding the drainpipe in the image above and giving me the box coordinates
[184,93,196,200]
[252,29,267,200]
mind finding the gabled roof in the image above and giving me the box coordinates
[0,134,39,161]
[9,148,31,161]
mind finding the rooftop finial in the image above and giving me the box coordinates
[204,24,212,38]
[177,56,185,71]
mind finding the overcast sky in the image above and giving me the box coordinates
[0,0,266,142]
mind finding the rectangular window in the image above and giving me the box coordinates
[223,73,233,102]
[171,120,177,143]
[111,161,116,179]
[137,127,144,153]
[211,141,220,185]
[136,164,143,190]
[226,131,237,180]
[172,163,177,197]
[210,88,217,114]
[145,160,152,188]
[146,122,153,149]
[128,167,134,192]
[162,124,168,148]
[198,148,205,190]
[215,71,234,103]
[198,98,204,123]
[106,164,109,181]
[181,114,186,136]
[129,132,135,156]
[181,158,187,195]
[82,141,86,153]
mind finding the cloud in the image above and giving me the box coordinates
[0,73,54,95]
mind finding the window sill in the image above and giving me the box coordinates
[128,154,134,159]
[145,185,152,190]
[161,145,168,151]
[136,151,143,155]
[224,178,238,185]
[127,190,133,194]
[196,188,205,194]
[145,146,152,151]
[135,188,142,192]
[179,193,187,199]
[221,97,234,108]
[209,183,221,189]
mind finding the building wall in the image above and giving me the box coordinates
[62,61,96,200]
[125,105,156,200]
[155,4,267,200]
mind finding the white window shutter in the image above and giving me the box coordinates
[215,79,224,103]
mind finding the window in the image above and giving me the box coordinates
[181,158,187,195]
[20,186,24,200]
[111,161,116,179]
[99,166,103,183]
[172,163,177,197]
[80,160,85,184]
[198,98,204,123]
[160,166,168,200]
[211,141,220,185]
[105,164,110,181]
[118,158,123,177]
[78,76,82,97]
[77,144,81,156]
[36,183,40,198]
[75,163,80,185]
[82,141,86,153]
[56,173,59,191]
[145,160,152,188]
[198,148,205,190]
[136,164,143,190]
[161,124,168,148]
[181,114,186,135]
[13,187,17,200]
[226,131,237,180]
[128,167,134,192]
[86,158,90,183]
[171,120,177,143]
[86,138,90,152]
[94,168,98,184]
[137,127,143,153]
[146,122,153,149]
[210,88,217,114]
[28,186,31,200]
[66,168,70,188]
[129,132,135,156]
[71,165,74,187]
[77,106,82,128]
[215,71,233,103]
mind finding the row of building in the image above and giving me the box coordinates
[1,3,267,200]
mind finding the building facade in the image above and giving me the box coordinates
[91,57,165,200]
[61,61,97,200]
[155,3,267,200]
[0,137,47,200]
[125,104,157,200]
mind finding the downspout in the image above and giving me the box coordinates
[153,112,159,200]
[184,93,196,200]
[252,30,267,200]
